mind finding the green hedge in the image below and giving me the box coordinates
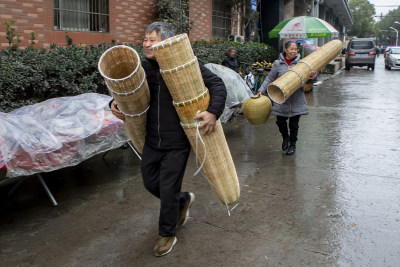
[0,41,276,112]
[0,43,144,112]
[193,40,278,73]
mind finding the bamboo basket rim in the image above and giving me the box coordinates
[105,73,147,96]
[98,45,141,82]
[268,84,287,103]
[298,60,313,71]
[118,105,150,118]
[173,88,208,107]
[161,57,198,75]
[287,69,304,86]
[151,33,188,51]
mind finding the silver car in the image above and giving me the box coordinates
[345,38,376,71]
[384,46,400,70]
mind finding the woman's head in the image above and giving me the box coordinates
[227,47,237,57]
[283,40,298,60]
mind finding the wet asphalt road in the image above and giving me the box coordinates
[1,56,399,266]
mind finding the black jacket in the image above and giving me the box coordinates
[142,59,226,150]
[221,56,240,73]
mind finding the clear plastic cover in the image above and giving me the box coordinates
[0,93,129,178]
[204,63,253,123]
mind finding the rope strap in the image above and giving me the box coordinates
[118,105,149,118]
[173,89,208,107]
[160,57,198,75]
[287,69,304,87]
[106,71,146,96]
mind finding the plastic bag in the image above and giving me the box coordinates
[0,93,129,178]
[204,64,253,123]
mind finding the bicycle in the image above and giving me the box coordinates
[243,65,267,94]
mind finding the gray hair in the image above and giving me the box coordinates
[227,47,236,54]
[145,22,176,40]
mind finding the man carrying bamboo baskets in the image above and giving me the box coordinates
[110,22,227,257]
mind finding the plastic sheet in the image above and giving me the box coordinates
[0,93,129,178]
[204,64,253,123]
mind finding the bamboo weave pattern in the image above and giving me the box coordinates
[152,34,240,205]
[98,45,149,153]
[268,39,343,104]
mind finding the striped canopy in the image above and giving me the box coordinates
[269,16,339,39]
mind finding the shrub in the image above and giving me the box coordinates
[0,43,144,112]
[193,40,277,73]
[0,40,275,112]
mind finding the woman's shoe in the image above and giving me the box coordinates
[286,145,296,155]
[282,137,289,151]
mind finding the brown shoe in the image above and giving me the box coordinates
[153,236,177,257]
[177,192,195,227]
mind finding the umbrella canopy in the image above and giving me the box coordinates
[294,38,315,45]
[269,16,339,39]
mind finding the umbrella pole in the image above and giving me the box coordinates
[302,39,304,59]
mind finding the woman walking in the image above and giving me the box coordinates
[257,40,317,155]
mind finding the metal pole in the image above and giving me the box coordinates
[37,174,58,206]
[389,27,398,46]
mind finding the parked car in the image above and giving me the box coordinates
[345,38,376,71]
[384,46,400,70]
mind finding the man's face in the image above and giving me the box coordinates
[228,50,236,57]
[143,30,163,60]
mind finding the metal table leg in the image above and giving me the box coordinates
[37,174,58,206]
[8,177,26,196]
[127,141,142,161]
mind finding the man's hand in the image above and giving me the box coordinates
[110,100,125,121]
[194,111,217,135]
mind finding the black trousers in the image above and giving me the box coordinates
[141,143,191,237]
[276,115,301,144]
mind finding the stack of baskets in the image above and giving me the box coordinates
[98,45,149,153]
[152,34,240,205]
[268,39,342,104]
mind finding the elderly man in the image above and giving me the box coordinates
[109,22,226,256]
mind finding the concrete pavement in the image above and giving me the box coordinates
[1,56,399,266]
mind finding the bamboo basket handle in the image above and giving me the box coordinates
[251,95,261,99]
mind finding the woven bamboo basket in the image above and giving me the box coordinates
[152,34,240,205]
[242,95,272,125]
[98,45,149,153]
[268,39,342,104]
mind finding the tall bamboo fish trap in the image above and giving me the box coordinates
[152,34,240,205]
[98,45,149,153]
[268,39,342,104]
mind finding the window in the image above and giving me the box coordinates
[350,41,374,49]
[212,0,232,39]
[391,48,400,54]
[54,0,109,32]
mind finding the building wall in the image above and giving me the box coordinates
[189,0,212,41]
[0,0,214,49]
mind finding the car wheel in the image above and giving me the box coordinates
[388,65,391,70]
[371,64,375,71]
[345,63,350,70]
